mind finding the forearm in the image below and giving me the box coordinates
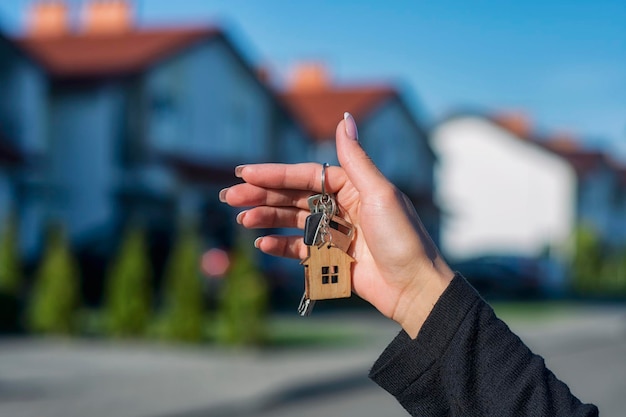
[369,275,598,417]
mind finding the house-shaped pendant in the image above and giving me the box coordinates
[301,242,354,300]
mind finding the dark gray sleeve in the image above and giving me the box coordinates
[369,274,599,417]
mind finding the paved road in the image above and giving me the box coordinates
[0,307,625,417]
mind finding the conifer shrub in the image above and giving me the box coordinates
[599,248,626,296]
[216,240,269,346]
[27,224,81,334]
[160,223,205,342]
[0,213,23,333]
[103,226,153,337]
[571,224,604,295]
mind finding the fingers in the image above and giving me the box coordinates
[336,113,391,196]
[237,206,309,229]
[254,235,308,259]
[221,183,314,210]
[236,162,347,195]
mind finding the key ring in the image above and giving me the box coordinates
[321,163,329,197]
[320,162,331,205]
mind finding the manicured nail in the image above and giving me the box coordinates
[254,237,263,248]
[236,210,247,225]
[344,112,359,141]
[235,165,246,178]
[219,188,228,202]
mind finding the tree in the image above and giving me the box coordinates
[571,224,604,295]
[103,227,153,337]
[160,223,205,342]
[0,213,22,294]
[599,247,626,296]
[27,224,81,334]
[216,240,269,346]
[0,213,23,333]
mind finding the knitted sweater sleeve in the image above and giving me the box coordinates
[369,274,599,416]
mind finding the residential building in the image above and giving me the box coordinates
[14,0,307,252]
[431,113,578,266]
[0,30,47,256]
[6,0,309,302]
[542,138,625,249]
[280,63,439,244]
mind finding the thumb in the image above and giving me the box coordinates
[336,112,389,194]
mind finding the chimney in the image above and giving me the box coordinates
[80,0,133,35]
[26,0,70,38]
[492,111,532,139]
[545,132,579,152]
[289,62,330,92]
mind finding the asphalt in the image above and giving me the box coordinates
[1,307,625,417]
[0,312,400,417]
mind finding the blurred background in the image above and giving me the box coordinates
[0,1,625,416]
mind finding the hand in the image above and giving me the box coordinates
[218,113,454,337]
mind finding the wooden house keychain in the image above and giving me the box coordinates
[298,163,355,316]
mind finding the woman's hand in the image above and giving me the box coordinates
[218,113,454,337]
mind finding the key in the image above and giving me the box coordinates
[326,215,355,253]
[308,193,336,217]
[297,293,315,316]
[298,163,355,316]
[303,212,324,246]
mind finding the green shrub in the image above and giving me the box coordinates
[0,213,22,295]
[599,249,626,296]
[161,223,205,342]
[571,224,604,294]
[27,224,81,334]
[0,213,23,333]
[103,227,153,337]
[216,241,268,346]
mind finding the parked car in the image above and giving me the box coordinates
[450,255,544,299]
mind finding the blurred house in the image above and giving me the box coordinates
[280,63,439,243]
[431,112,626,292]
[12,0,307,253]
[542,138,626,249]
[0,30,47,255]
[431,112,577,293]
[0,1,437,304]
[0,0,311,302]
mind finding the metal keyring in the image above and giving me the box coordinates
[321,162,329,197]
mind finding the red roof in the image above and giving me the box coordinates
[281,86,396,141]
[16,26,220,79]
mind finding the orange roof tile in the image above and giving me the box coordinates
[281,86,396,141]
[16,26,220,79]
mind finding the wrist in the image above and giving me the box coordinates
[393,259,455,339]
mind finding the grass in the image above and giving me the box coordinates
[74,308,374,348]
[264,315,372,348]
[490,300,587,324]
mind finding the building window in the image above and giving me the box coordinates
[150,91,180,151]
[321,265,339,284]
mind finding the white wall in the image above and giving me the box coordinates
[432,116,577,261]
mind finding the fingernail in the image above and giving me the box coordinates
[235,165,246,178]
[254,237,263,248]
[219,188,228,202]
[236,210,247,225]
[344,112,359,141]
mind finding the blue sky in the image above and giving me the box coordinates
[2,0,625,159]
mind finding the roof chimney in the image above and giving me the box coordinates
[492,111,532,139]
[289,62,330,92]
[80,0,133,35]
[26,0,70,38]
